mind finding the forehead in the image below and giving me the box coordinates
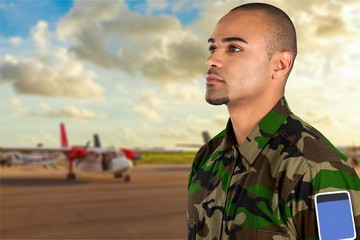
[211,10,269,43]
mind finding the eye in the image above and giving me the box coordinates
[228,45,241,52]
[208,45,216,54]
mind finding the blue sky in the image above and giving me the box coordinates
[0,0,73,37]
[1,0,359,149]
[125,0,202,25]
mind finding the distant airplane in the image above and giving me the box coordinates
[0,123,133,182]
[176,131,211,149]
[11,151,66,166]
[0,145,68,168]
[93,134,141,162]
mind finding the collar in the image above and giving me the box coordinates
[221,97,292,165]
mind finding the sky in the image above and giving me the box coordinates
[0,0,359,150]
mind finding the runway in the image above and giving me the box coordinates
[0,165,190,240]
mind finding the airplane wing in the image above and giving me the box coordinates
[132,147,184,154]
[0,122,89,165]
[175,131,211,149]
[0,146,70,152]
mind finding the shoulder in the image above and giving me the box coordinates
[272,113,359,193]
[277,113,346,164]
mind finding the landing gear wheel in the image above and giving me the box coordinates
[124,175,130,182]
[67,172,76,180]
[114,172,123,178]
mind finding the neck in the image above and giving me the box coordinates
[227,95,283,145]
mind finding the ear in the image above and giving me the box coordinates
[271,51,293,79]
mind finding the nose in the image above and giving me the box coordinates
[206,52,223,69]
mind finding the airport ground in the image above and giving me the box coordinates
[1,165,190,240]
[1,160,359,240]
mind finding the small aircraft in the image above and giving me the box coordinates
[0,123,133,182]
[11,151,66,166]
[176,131,211,149]
[0,144,67,168]
[93,133,141,162]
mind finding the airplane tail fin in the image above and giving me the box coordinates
[202,131,211,144]
[11,152,22,162]
[60,123,69,148]
[175,131,212,149]
[94,134,101,147]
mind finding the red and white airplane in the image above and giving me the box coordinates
[0,123,133,182]
[93,133,141,162]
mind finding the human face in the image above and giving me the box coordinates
[205,10,273,107]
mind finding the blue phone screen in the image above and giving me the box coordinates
[317,197,355,239]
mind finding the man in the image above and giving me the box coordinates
[187,3,360,239]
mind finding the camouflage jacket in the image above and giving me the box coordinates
[187,97,360,240]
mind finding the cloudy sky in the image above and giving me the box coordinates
[1,0,359,150]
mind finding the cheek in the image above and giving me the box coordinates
[248,59,271,84]
[231,62,269,92]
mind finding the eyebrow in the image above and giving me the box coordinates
[208,37,248,44]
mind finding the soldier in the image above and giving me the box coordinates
[187,2,360,239]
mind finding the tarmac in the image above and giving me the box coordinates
[0,164,190,240]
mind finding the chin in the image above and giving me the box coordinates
[205,97,229,105]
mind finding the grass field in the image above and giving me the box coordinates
[137,152,197,165]
[0,151,197,167]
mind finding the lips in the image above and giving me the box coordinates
[206,74,224,84]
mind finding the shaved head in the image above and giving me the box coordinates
[230,3,297,62]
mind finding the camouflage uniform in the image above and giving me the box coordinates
[187,97,360,239]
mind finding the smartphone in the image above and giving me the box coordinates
[315,191,356,240]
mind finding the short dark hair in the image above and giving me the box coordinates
[230,3,297,61]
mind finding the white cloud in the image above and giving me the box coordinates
[139,90,164,108]
[166,82,203,101]
[16,107,33,115]
[303,110,334,126]
[56,1,207,84]
[49,106,106,120]
[173,114,205,125]
[133,105,162,122]
[212,114,228,126]
[13,102,106,121]
[39,102,51,112]
[0,51,104,98]
[116,83,125,92]
[1,16,105,99]
[7,97,21,106]
[9,37,22,47]
[57,1,125,40]
[132,89,164,122]
[146,0,168,14]
[160,127,187,139]
[115,128,142,147]
[6,129,59,147]
[31,21,50,49]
